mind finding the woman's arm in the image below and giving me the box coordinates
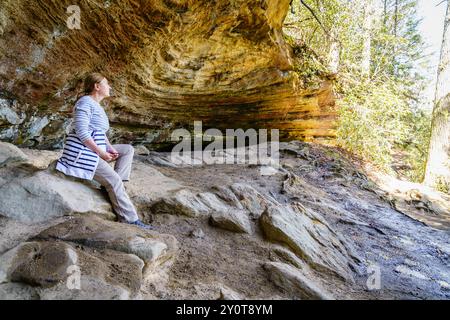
[84,137,113,161]
[73,99,113,161]
[73,100,93,143]
[105,135,114,152]
[105,136,119,159]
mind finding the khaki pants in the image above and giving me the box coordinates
[93,144,139,223]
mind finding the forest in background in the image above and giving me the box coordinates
[283,0,441,189]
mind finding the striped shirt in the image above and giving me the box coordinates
[55,96,109,180]
[69,95,110,141]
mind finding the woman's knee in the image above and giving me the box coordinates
[116,144,134,156]
[127,144,134,156]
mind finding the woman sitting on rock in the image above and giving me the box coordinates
[56,72,153,230]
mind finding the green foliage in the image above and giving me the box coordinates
[400,106,432,182]
[283,33,328,87]
[336,81,401,172]
[434,176,450,194]
[336,79,432,179]
[284,0,432,181]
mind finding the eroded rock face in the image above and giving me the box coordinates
[0,282,39,300]
[0,215,178,300]
[32,215,178,275]
[260,202,360,282]
[125,161,185,210]
[0,141,28,167]
[0,0,336,148]
[0,165,114,223]
[0,240,144,299]
[150,188,212,218]
[0,141,116,222]
[263,262,333,300]
[0,142,449,299]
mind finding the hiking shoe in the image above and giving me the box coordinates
[127,219,155,230]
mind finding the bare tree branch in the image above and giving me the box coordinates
[299,0,342,48]
[299,0,331,39]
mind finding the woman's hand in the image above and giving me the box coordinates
[98,150,114,162]
[109,152,119,161]
[107,145,119,161]
[83,138,115,162]
[107,145,118,154]
[82,138,118,162]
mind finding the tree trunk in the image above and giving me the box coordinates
[384,0,388,27]
[314,0,340,73]
[423,0,450,193]
[328,32,340,74]
[392,0,399,75]
[393,0,399,37]
[362,0,374,78]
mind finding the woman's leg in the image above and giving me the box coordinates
[111,144,134,181]
[93,157,139,223]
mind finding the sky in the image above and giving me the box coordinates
[416,0,447,110]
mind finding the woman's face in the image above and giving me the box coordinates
[95,78,111,98]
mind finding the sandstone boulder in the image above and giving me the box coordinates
[209,208,252,234]
[0,214,179,299]
[211,185,245,210]
[125,162,185,210]
[0,141,28,167]
[230,183,275,219]
[0,282,39,300]
[199,192,252,233]
[260,202,359,281]
[20,147,61,170]
[218,284,243,300]
[32,215,178,276]
[150,188,211,218]
[0,240,144,299]
[0,166,114,223]
[264,262,333,300]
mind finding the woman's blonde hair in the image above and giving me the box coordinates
[72,73,106,113]
[83,72,105,95]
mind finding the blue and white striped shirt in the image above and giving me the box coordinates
[56,95,109,180]
[69,95,110,141]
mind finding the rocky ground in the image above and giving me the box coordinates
[0,140,449,300]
